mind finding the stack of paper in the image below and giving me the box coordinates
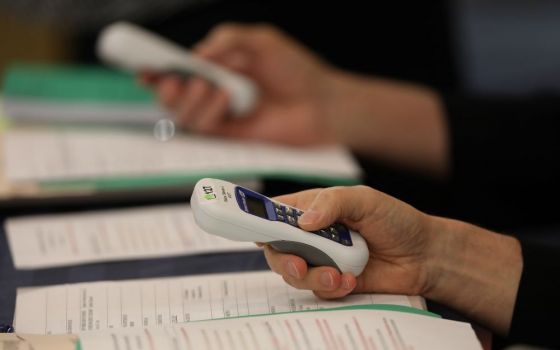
[1,127,361,187]
[11,271,482,349]
[0,126,361,203]
[13,270,424,334]
[79,307,482,350]
[2,307,484,350]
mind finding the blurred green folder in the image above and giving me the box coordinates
[2,63,167,125]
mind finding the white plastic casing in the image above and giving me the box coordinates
[97,22,259,116]
[190,178,369,276]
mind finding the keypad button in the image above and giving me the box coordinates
[307,222,353,246]
[277,215,285,222]
[287,216,297,226]
[330,233,340,242]
[275,208,283,216]
[333,223,347,233]
[285,207,294,216]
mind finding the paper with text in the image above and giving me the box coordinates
[1,128,361,184]
[6,204,258,269]
[79,308,482,350]
[14,271,423,335]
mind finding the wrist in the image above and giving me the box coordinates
[318,68,370,145]
[314,67,352,143]
[319,69,449,177]
[423,216,523,334]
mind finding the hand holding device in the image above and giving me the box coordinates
[97,21,259,116]
[190,178,369,276]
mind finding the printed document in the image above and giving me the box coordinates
[6,204,257,269]
[78,308,482,350]
[13,271,424,335]
[1,128,361,184]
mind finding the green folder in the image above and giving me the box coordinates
[3,63,154,104]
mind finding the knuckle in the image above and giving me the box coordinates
[355,185,381,202]
[251,23,282,43]
[353,185,371,192]
[358,185,378,197]
[212,22,244,36]
[254,23,277,34]
[205,22,246,44]
[321,186,346,202]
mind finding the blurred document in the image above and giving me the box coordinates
[1,128,361,184]
[13,271,423,335]
[79,308,482,350]
[6,204,257,269]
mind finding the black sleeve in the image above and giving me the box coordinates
[444,95,560,188]
[506,239,560,348]
[441,95,560,228]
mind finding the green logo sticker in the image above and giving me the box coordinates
[202,186,216,200]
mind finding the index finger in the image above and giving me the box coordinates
[195,23,255,60]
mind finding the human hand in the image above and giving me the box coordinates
[265,185,524,335]
[141,23,339,146]
[142,23,449,177]
[265,185,436,299]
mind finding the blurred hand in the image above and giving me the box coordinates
[141,23,338,146]
[141,23,449,177]
[266,186,436,300]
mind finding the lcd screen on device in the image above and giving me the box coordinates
[245,196,268,218]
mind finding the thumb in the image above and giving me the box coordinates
[297,186,373,231]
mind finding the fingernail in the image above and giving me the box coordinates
[320,272,334,288]
[286,261,300,279]
[299,210,321,225]
[343,278,351,290]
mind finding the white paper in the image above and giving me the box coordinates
[79,308,482,350]
[5,204,258,269]
[1,128,361,183]
[13,271,423,335]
